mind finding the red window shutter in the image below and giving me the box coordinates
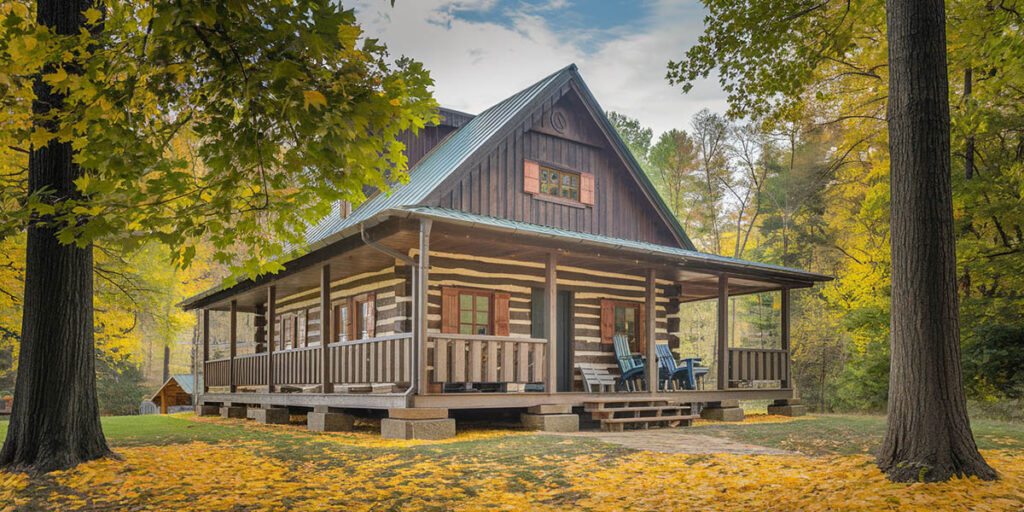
[441,287,460,334]
[493,292,511,336]
[524,159,540,194]
[600,299,614,344]
[580,172,595,205]
[366,293,376,338]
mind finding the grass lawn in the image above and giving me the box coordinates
[1,413,1022,511]
[691,413,1024,456]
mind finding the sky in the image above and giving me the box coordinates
[352,0,728,138]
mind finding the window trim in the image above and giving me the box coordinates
[524,159,593,207]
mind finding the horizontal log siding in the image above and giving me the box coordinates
[271,266,412,346]
[423,250,672,391]
[430,88,680,247]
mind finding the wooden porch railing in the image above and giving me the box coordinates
[205,358,231,387]
[727,347,788,385]
[275,345,322,386]
[428,334,547,384]
[233,353,267,387]
[329,334,413,385]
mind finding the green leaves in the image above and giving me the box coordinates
[0,0,438,282]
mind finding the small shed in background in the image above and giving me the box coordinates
[151,374,201,414]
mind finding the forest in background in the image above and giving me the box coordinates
[0,0,1021,417]
[607,0,1023,415]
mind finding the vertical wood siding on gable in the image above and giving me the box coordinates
[430,90,680,247]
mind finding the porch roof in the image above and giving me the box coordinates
[388,206,833,283]
[178,205,831,311]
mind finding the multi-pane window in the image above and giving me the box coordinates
[354,298,372,339]
[614,304,639,351]
[333,303,350,342]
[332,293,375,342]
[601,299,644,353]
[539,167,580,201]
[458,291,491,335]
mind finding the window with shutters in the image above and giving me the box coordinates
[600,299,644,353]
[442,287,511,336]
[523,159,594,206]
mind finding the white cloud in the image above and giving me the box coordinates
[353,0,728,137]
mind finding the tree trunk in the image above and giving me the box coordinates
[0,0,113,473]
[878,0,996,482]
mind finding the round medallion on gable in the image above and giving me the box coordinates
[550,109,568,133]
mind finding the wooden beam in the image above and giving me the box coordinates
[780,288,791,388]
[417,219,432,396]
[545,252,557,393]
[229,300,237,393]
[267,286,276,393]
[320,266,333,394]
[645,268,657,393]
[201,309,209,394]
[717,275,728,390]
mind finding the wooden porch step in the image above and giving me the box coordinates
[585,405,688,413]
[584,399,698,431]
[602,414,699,424]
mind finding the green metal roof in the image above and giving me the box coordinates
[302,64,576,250]
[389,205,831,282]
[302,63,695,252]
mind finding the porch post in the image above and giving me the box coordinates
[780,287,791,388]
[229,300,237,393]
[321,265,333,393]
[201,309,209,393]
[267,286,276,393]
[645,268,657,393]
[716,275,728,390]
[417,219,432,395]
[545,252,557,393]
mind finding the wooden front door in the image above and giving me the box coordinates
[532,289,574,392]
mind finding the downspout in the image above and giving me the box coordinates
[360,223,420,407]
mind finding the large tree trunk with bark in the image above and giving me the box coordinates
[0,0,112,473]
[877,0,996,483]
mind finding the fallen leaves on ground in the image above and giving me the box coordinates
[692,412,815,427]
[2,416,1022,511]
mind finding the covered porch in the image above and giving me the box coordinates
[184,208,827,433]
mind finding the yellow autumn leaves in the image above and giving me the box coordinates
[2,414,1021,511]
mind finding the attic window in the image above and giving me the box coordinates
[540,167,579,201]
[523,159,594,205]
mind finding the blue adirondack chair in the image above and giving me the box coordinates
[655,344,709,391]
[613,334,646,391]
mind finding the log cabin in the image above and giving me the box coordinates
[179,64,830,437]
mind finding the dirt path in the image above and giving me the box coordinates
[554,429,796,456]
